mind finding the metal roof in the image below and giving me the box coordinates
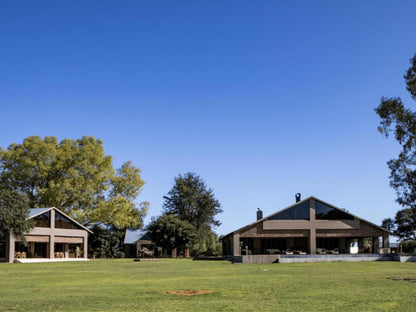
[28,207,93,233]
[124,229,149,244]
[28,207,52,218]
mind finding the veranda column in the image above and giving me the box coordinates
[309,198,317,254]
[382,233,389,249]
[309,228,316,255]
[233,233,240,256]
[8,233,16,263]
[83,234,88,259]
[49,209,55,259]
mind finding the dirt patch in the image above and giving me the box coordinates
[164,290,213,296]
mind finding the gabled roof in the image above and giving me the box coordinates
[124,229,150,244]
[28,207,93,233]
[28,207,52,218]
[223,196,390,237]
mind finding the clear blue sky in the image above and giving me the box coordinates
[1,1,416,236]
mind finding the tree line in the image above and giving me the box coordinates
[0,136,222,257]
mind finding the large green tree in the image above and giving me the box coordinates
[162,172,222,255]
[376,53,416,241]
[0,188,33,239]
[147,214,196,253]
[0,136,148,229]
[163,173,222,229]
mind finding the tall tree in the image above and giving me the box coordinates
[0,136,148,229]
[376,53,416,240]
[163,173,222,230]
[162,172,222,255]
[0,188,33,239]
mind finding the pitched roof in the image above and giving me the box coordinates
[28,207,93,233]
[223,196,390,237]
[28,207,52,218]
[124,229,149,244]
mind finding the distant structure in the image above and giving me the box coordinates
[1,207,92,263]
[221,195,390,262]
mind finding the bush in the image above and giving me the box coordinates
[115,251,125,258]
[400,240,416,253]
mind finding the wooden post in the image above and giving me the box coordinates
[184,248,190,258]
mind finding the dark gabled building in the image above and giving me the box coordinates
[124,229,155,258]
[222,196,390,259]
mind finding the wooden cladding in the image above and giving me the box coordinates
[25,236,50,243]
[55,236,83,243]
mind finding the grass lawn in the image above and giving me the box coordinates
[0,259,415,312]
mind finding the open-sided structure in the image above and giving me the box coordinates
[222,196,390,261]
[124,229,155,258]
[0,207,92,263]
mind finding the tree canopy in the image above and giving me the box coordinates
[162,172,222,230]
[147,214,196,251]
[161,172,222,255]
[0,188,33,239]
[0,136,148,229]
[376,53,416,240]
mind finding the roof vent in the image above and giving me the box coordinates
[295,193,301,203]
[257,208,263,220]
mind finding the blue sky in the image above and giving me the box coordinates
[1,1,416,236]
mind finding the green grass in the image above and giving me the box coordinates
[0,259,415,311]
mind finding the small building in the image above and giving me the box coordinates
[124,229,190,258]
[124,229,156,258]
[222,195,390,261]
[0,207,92,263]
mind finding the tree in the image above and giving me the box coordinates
[381,218,395,233]
[162,172,222,255]
[376,53,416,240]
[147,214,196,253]
[0,188,33,240]
[192,225,220,256]
[0,136,148,229]
[163,173,222,229]
[394,209,416,241]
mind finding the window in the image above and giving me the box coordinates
[268,200,310,220]
[33,211,50,227]
[317,238,339,250]
[261,239,287,251]
[315,201,354,220]
[55,213,79,229]
[0,242,6,258]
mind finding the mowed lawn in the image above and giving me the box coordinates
[0,259,415,312]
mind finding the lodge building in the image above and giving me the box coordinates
[0,207,91,263]
[222,195,390,260]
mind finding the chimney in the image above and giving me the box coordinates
[256,208,263,220]
[295,193,301,203]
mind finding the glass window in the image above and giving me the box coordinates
[268,200,310,220]
[317,238,339,250]
[315,201,354,220]
[55,213,79,229]
[33,211,50,227]
[261,239,287,251]
[141,232,152,241]
[0,242,6,258]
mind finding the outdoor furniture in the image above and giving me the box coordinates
[139,247,154,258]
[266,249,281,254]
